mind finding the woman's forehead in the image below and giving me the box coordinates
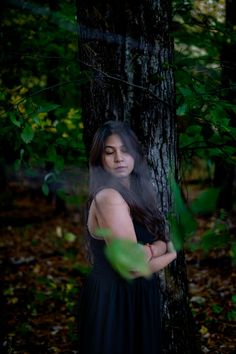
[104,134,125,146]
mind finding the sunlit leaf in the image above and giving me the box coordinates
[94,228,112,239]
[199,325,208,335]
[64,232,76,242]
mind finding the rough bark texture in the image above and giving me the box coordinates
[76,1,198,352]
[215,0,236,211]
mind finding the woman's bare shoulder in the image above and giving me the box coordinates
[95,188,126,205]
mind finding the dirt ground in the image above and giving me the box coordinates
[1,184,235,353]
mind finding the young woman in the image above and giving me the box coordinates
[78,121,176,354]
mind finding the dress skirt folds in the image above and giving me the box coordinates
[78,222,162,354]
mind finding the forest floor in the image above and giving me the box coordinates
[1,183,236,353]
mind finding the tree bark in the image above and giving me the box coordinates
[76,1,199,352]
[215,0,236,211]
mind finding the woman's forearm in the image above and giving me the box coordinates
[131,242,176,278]
[143,240,167,260]
[150,240,167,258]
[149,251,177,273]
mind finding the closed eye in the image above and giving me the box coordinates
[104,148,114,155]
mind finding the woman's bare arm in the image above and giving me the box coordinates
[148,241,176,272]
[91,188,138,243]
[144,240,167,259]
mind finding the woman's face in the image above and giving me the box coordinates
[102,134,135,183]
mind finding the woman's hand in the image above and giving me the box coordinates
[167,241,177,255]
[143,244,153,261]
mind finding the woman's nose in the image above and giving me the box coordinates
[115,151,124,162]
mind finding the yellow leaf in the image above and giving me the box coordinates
[199,325,208,335]
[33,264,41,274]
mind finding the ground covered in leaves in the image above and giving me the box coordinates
[1,185,236,353]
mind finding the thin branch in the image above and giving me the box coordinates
[78,60,171,107]
[181,141,235,150]
[0,80,81,117]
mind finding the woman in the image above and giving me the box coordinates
[78,121,176,354]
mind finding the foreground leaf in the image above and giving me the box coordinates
[105,238,151,280]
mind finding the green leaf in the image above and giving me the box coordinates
[92,228,109,238]
[10,112,22,127]
[230,243,236,264]
[169,176,198,241]
[37,103,60,113]
[177,103,188,116]
[200,230,229,251]
[212,304,223,314]
[104,239,151,280]
[232,295,236,305]
[64,232,76,242]
[186,125,202,136]
[179,86,192,97]
[0,91,6,101]
[227,309,236,321]
[190,188,220,215]
[14,149,24,171]
[167,213,184,251]
[21,124,34,143]
[42,183,49,196]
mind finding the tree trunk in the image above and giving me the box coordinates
[76,1,199,352]
[215,0,236,211]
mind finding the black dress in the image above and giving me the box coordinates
[78,221,161,354]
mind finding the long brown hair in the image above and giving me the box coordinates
[88,120,167,242]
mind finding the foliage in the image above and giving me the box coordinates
[0,0,86,177]
[169,178,235,262]
[95,228,151,280]
[105,238,151,280]
[173,0,236,170]
[1,199,234,352]
[1,1,236,260]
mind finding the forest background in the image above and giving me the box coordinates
[0,0,236,353]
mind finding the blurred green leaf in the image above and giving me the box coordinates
[212,304,223,314]
[64,232,76,242]
[42,183,49,196]
[94,228,112,239]
[230,243,236,264]
[104,238,151,280]
[232,295,236,304]
[190,188,220,215]
[168,176,198,249]
[200,230,228,251]
[227,309,236,321]
[167,213,184,251]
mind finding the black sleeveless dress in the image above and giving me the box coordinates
[78,221,161,354]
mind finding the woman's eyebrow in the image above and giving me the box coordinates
[104,144,125,148]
